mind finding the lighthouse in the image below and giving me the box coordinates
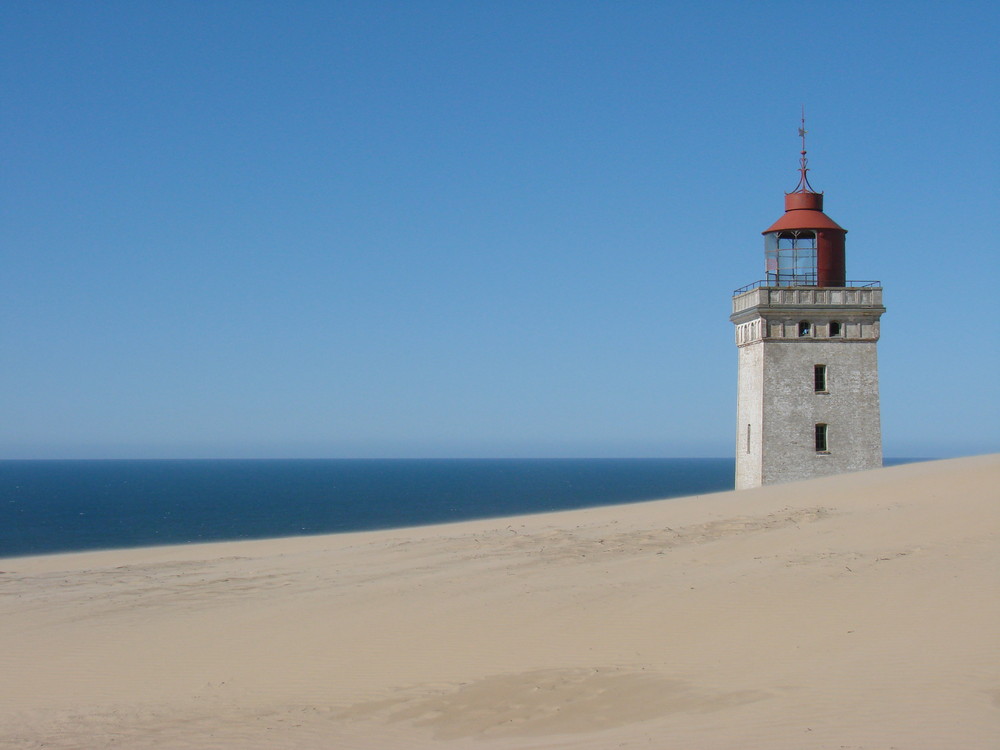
[731,121,885,488]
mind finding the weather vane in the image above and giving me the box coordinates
[794,105,815,193]
[799,105,808,151]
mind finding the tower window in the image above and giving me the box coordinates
[814,364,827,392]
[746,424,751,454]
[815,423,829,453]
[829,321,841,337]
[798,320,811,337]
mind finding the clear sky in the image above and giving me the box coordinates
[2,1,998,459]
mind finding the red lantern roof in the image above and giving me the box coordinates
[763,191,846,234]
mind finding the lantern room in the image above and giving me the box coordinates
[762,121,847,288]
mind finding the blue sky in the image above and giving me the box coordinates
[1,1,997,459]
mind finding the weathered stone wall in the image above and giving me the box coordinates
[735,342,764,489]
[732,286,884,488]
[758,340,882,485]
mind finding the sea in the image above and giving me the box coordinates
[0,458,918,558]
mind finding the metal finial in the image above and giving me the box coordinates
[798,105,808,152]
[793,106,816,193]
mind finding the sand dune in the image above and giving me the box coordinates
[1,454,998,749]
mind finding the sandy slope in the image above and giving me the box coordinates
[1,454,997,749]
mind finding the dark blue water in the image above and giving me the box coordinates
[0,458,921,558]
[0,458,740,557]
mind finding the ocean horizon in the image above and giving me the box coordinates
[0,457,921,558]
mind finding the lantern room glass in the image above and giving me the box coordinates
[765,230,817,286]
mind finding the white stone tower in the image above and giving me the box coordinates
[731,122,885,489]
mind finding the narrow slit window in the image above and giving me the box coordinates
[815,423,828,452]
[829,321,841,337]
[798,320,811,337]
[746,424,751,453]
[814,364,827,392]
